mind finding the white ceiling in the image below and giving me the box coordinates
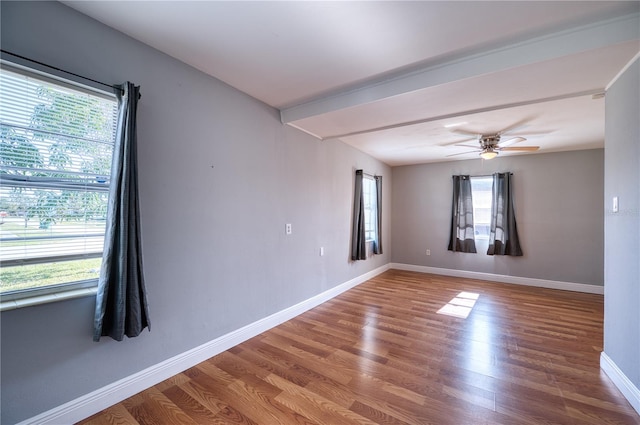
[64,1,640,166]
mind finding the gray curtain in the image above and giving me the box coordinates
[448,175,477,253]
[373,175,383,255]
[351,169,366,261]
[487,172,523,256]
[94,82,150,341]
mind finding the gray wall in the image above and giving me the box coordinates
[0,2,391,423]
[391,149,604,285]
[604,57,639,389]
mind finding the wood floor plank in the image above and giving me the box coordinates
[176,379,225,416]
[80,404,138,425]
[133,387,199,425]
[225,377,315,425]
[266,373,375,425]
[77,270,640,425]
[161,385,220,424]
[259,334,352,385]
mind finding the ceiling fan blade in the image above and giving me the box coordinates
[455,143,482,148]
[497,137,526,147]
[498,116,536,135]
[499,146,540,152]
[438,137,477,147]
[446,150,478,157]
[515,129,554,136]
[450,128,480,137]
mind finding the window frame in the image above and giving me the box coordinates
[470,176,493,242]
[0,60,117,307]
[362,175,378,243]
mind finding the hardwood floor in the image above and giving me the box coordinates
[78,270,640,424]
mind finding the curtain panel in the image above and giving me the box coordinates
[448,175,477,253]
[351,170,366,261]
[94,82,150,342]
[373,175,383,255]
[487,172,523,256]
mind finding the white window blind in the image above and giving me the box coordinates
[0,63,117,297]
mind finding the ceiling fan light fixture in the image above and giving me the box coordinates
[480,150,498,160]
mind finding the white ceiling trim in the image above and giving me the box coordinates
[280,12,640,126]
[286,122,323,140]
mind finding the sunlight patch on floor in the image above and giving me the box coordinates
[437,292,480,319]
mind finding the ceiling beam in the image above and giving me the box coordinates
[280,13,639,125]
[321,89,605,141]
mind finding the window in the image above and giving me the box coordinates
[0,63,117,299]
[362,176,378,242]
[470,176,493,240]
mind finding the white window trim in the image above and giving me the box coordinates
[1,59,115,100]
[1,285,97,311]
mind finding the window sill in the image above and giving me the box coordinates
[0,286,97,312]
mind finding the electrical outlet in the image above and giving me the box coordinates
[286,223,292,234]
[426,249,431,256]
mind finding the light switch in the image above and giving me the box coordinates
[612,196,619,213]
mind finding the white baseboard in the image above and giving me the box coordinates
[600,352,640,416]
[18,264,390,425]
[390,263,604,294]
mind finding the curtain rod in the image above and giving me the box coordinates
[1,49,123,94]
[456,172,513,178]
[357,169,380,179]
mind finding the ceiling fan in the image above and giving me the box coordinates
[445,128,540,160]
[442,118,543,159]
